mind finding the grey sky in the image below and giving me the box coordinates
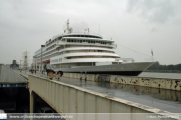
[0,0,181,65]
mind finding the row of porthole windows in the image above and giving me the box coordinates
[84,68,115,70]
[67,39,112,45]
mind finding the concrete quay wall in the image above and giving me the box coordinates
[63,73,181,91]
[28,75,180,120]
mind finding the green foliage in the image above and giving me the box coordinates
[148,62,181,71]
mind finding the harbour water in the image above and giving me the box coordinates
[59,77,181,113]
[139,72,181,79]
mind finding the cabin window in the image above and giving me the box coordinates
[51,59,58,63]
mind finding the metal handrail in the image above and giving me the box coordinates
[63,51,116,54]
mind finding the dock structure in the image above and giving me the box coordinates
[28,74,180,120]
[15,70,180,119]
[1,66,181,119]
[62,73,181,91]
[0,64,28,112]
[0,64,27,87]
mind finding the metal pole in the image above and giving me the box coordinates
[41,46,42,77]
[19,60,21,69]
[25,57,26,73]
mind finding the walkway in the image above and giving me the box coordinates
[18,70,181,113]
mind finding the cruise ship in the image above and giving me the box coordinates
[32,20,154,76]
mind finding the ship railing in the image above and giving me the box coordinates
[64,45,115,49]
[63,43,117,47]
[63,32,102,37]
[65,46,107,48]
[115,58,135,63]
[71,66,90,68]
[63,51,117,54]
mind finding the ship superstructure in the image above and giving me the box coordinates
[32,20,154,76]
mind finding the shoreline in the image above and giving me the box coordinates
[145,70,181,73]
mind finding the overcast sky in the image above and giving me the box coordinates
[0,0,181,65]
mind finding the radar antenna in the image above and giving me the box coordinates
[84,28,89,34]
[66,19,69,31]
[65,19,73,34]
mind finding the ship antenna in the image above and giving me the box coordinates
[67,19,69,31]
[84,28,89,34]
[66,19,73,34]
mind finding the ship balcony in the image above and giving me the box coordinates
[58,47,114,52]
[62,52,120,58]
[56,42,117,48]
[51,58,117,64]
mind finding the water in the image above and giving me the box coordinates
[139,72,181,79]
[60,78,181,113]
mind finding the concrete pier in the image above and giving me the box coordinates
[63,73,181,91]
[13,70,181,120]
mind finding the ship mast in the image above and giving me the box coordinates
[66,19,69,31]
[22,51,30,73]
[65,19,73,34]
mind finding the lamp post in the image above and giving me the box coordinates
[19,60,21,69]
[41,45,45,77]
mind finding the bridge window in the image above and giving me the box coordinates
[51,59,58,63]
[59,58,62,61]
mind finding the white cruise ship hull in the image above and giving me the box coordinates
[52,62,154,76]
